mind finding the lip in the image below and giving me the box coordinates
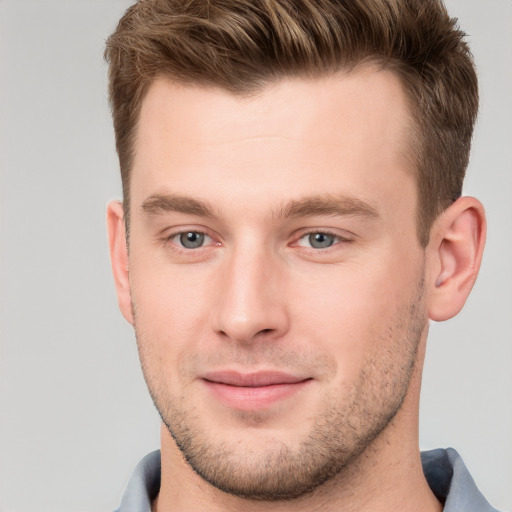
[201,371,312,410]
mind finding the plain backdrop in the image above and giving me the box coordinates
[0,1,511,511]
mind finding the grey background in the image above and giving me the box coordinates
[0,1,510,511]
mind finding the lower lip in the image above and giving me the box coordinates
[203,380,311,410]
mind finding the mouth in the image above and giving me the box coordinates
[201,371,312,410]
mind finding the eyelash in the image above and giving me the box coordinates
[165,229,218,251]
[293,230,351,250]
[162,228,351,253]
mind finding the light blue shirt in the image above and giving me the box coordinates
[115,448,499,511]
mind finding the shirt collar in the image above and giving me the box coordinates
[116,448,498,511]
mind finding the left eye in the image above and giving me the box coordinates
[173,231,211,249]
[297,232,339,249]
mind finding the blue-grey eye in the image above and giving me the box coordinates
[179,231,205,249]
[308,232,336,249]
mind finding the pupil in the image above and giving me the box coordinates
[180,232,204,248]
[309,233,333,249]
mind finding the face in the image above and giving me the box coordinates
[123,69,429,500]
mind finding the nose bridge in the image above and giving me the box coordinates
[212,238,288,343]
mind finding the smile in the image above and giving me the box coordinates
[201,371,312,410]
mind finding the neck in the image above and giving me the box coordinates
[154,423,440,512]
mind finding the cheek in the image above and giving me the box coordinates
[288,254,421,374]
[131,242,215,321]
[129,255,217,381]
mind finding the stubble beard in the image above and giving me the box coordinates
[134,280,426,502]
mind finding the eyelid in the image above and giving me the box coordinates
[162,226,221,249]
[292,228,353,247]
[170,231,213,248]
[159,226,353,253]
[297,232,337,248]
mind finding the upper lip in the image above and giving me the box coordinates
[202,371,309,387]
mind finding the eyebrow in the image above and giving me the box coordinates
[141,193,216,217]
[141,192,379,220]
[275,194,379,220]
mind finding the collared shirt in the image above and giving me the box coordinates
[115,448,499,511]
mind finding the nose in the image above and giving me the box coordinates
[211,245,290,344]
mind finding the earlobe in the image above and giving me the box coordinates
[106,200,134,325]
[427,197,486,322]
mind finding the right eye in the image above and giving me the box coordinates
[171,231,211,249]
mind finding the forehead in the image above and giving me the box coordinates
[131,69,415,220]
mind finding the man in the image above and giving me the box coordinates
[105,0,496,510]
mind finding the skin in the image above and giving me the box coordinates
[108,68,486,512]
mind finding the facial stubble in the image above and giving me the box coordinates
[134,279,426,502]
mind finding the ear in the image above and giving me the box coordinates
[106,201,134,325]
[426,196,486,321]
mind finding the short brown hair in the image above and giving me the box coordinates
[105,0,478,246]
